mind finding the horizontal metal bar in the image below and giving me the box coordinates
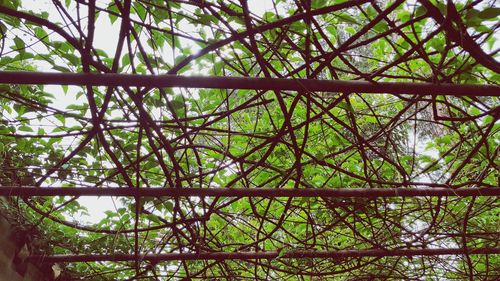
[29,248,500,263]
[0,71,499,96]
[1,187,498,197]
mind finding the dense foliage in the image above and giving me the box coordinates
[0,0,498,279]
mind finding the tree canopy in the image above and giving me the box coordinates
[0,0,499,279]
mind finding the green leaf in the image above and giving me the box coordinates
[262,11,275,22]
[326,26,337,38]
[311,0,323,9]
[34,27,48,40]
[55,114,65,125]
[0,21,6,39]
[107,3,119,24]
[373,21,388,32]
[345,26,356,35]
[415,6,427,17]
[147,214,161,224]
[13,36,25,50]
[18,125,33,132]
[121,54,130,66]
[277,248,287,258]
[429,38,444,52]
[198,14,215,25]
[143,160,157,170]
[133,3,147,21]
[0,0,20,10]
[397,10,411,22]
[163,201,173,212]
[478,7,500,19]
[338,101,354,112]
[337,13,357,24]
[52,65,71,72]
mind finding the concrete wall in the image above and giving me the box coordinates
[0,215,49,281]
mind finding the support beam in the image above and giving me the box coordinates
[29,248,500,263]
[0,187,498,197]
[0,71,499,96]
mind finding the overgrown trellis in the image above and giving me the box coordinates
[0,0,499,279]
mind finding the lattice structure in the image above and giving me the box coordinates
[0,0,499,279]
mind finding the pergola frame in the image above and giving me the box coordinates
[1,71,499,96]
[1,186,499,197]
[29,248,500,263]
[0,0,499,279]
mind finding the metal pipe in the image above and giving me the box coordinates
[1,187,498,197]
[29,248,500,263]
[0,71,499,96]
